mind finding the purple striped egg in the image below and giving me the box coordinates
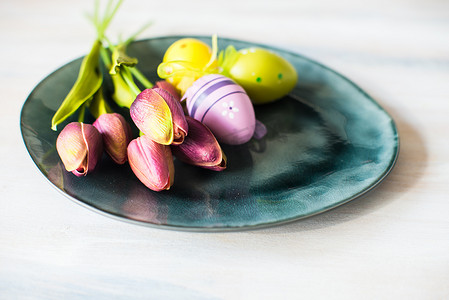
[183,74,256,145]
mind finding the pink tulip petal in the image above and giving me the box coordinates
[171,117,226,171]
[128,135,174,191]
[130,89,174,145]
[155,80,181,102]
[93,113,132,164]
[56,122,103,176]
[80,123,103,176]
[153,88,188,145]
[56,122,86,172]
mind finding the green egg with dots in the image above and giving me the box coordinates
[228,47,298,104]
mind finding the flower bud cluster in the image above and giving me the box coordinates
[56,81,226,192]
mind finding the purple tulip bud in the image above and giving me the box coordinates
[56,122,103,177]
[93,113,132,164]
[130,88,188,145]
[127,135,175,191]
[171,116,226,171]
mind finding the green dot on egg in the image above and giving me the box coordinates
[278,73,283,80]
[256,77,262,83]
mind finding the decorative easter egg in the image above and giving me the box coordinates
[163,38,212,68]
[183,74,256,145]
[161,38,217,94]
[228,47,298,105]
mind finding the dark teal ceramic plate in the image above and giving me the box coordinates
[21,36,399,231]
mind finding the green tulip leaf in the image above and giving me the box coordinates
[109,44,138,75]
[51,40,103,131]
[218,45,241,77]
[89,86,113,119]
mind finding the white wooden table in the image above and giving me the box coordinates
[1,0,449,298]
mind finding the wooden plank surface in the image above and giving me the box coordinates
[1,0,448,299]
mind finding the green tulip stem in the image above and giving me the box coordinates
[122,66,141,98]
[129,67,153,89]
[100,46,112,69]
[90,0,124,41]
[104,37,153,90]
[78,102,88,123]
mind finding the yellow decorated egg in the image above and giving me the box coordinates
[163,38,212,68]
[228,48,297,104]
[161,38,217,94]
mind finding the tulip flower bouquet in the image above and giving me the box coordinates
[52,0,229,192]
[52,0,295,193]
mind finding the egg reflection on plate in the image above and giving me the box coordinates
[183,74,256,145]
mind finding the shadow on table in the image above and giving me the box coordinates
[250,97,428,234]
